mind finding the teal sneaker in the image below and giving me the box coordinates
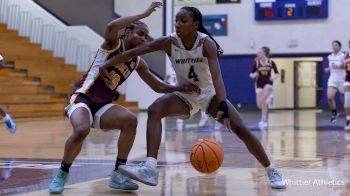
[119,164,159,186]
[108,170,139,191]
[49,169,68,194]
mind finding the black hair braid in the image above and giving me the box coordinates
[122,21,147,38]
[181,6,224,56]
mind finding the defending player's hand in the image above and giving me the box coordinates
[99,67,113,86]
[324,67,330,73]
[142,1,163,17]
[216,101,231,131]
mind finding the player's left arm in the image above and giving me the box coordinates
[205,39,227,102]
[136,58,199,93]
[204,39,230,128]
[270,60,280,81]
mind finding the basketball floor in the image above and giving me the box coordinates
[1,110,350,196]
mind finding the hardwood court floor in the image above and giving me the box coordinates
[1,110,350,196]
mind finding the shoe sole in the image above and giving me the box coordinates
[118,167,157,186]
[271,185,287,189]
[108,181,138,191]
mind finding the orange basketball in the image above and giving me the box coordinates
[190,139,224,173]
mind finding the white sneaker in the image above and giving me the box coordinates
[258,120,268,128]
[119,163,159,186]
[267,167,286,189]
[345,120,350,131]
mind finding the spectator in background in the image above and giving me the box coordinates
[325,40,345,123]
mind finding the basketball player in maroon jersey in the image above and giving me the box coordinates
[250,47,279,128]
[344,40,350,130]
[49,2,198,194]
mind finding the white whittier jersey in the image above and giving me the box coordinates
[0,54,3,61]
[328,52,345,82]
[169,32,214,91]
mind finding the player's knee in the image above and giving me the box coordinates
[123,114,138,132]
[345,92,350,108]
[148,103,163,119]
[74,125,90,142]
[327,96,334,102]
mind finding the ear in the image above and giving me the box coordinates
[124,29,132,37]
[194,21,199,29]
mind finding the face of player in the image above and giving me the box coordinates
[256,48,266,60]
[125,25,149,48]
[332,42,341,53]
[175,9,199,39]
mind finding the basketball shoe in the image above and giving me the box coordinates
[119,163,159,186]
[108,170,139,190]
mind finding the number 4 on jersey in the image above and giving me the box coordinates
[188,65,199,81]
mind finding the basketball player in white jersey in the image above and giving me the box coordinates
[325,40,345,123]
[0,54,16,133]
[100,7,286,189]
[344,40,350,130]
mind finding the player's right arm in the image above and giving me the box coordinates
[249,62,258,79]
[103,1,162,48]
[99,37,171,81]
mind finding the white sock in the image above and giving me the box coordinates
[347,116,350,121]
[3,113,11,122]
[145,157,157,169]
[261,116,267,122]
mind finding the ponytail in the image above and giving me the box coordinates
[181,7,224,56]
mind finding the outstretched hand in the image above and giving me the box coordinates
[142,1,163,17]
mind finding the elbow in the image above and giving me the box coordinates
[155,85,167,93]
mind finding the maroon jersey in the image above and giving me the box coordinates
[251,59,279,88]
[72,39,140,105]
[346,52,350,82]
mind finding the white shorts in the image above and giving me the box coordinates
[65,101,115,129]
[345,81,350,87]
[174,87,216,118]
[328,80,344,94]
[255,84,273,93]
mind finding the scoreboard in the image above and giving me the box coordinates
[255,0,328,21]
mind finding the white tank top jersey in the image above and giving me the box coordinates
[0,54,3,61]
[328,52,345,82]
[169,32,214,91]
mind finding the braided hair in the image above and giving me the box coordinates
[181,6,224,56]
[121,21,148,38]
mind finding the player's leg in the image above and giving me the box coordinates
[207,97,286,189]
[259,86,273,128]
[198,111,209,127]
[119,93,191,186]
[255,89,264,126]
[344,84,350,130]
[95,104,139,190]
[0,105,16,133]
[49,105,92,194]
[328,86,339,123]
